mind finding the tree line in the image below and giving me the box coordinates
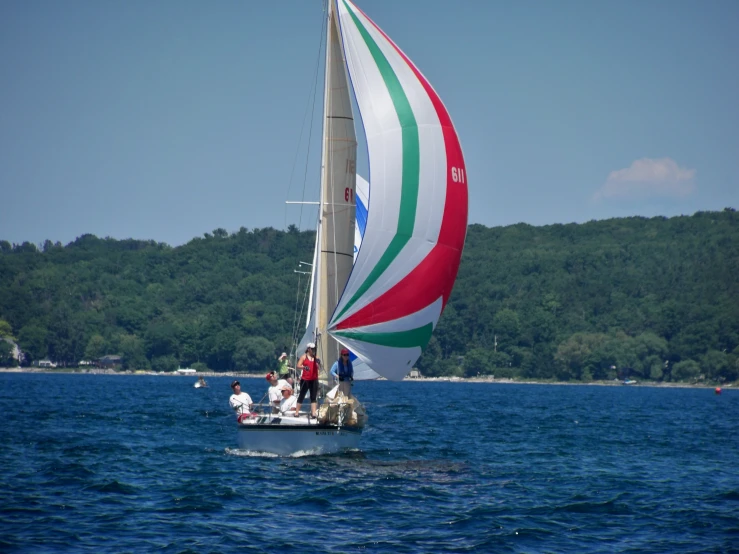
[1,209,737,383]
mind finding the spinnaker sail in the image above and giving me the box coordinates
[328,0,469,381]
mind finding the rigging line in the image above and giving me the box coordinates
[291,263,313,362]
[321,250,353,257]
[290,271,304,358]
[297,1,329,234]
[283,0,328,234]
[292,268,308,347]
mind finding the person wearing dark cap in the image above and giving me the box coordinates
[330,348,354,397]
[295,342,321,418]
[229,381,254,420]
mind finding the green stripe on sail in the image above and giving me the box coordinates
[333,323,433,350]
[335,0,420,322]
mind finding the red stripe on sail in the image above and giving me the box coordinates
[335,1,468,331]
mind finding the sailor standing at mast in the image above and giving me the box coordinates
[294,343,321,418]
[330,348,354,398]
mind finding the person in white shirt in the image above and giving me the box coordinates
[266,371,293,413]
[278,384,297,416]
[229,381,253,417]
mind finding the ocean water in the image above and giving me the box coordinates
[1,373,738,553]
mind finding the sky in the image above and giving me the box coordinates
[1,0,737,248]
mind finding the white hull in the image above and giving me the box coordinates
[236,415,362,456]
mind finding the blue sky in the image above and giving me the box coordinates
[1,0,737,247]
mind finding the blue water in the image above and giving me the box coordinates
[1,374,738,553]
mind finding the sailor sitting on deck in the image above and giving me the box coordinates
[278,384,297,416]
[229,380,254,422]
[266,371,291,413]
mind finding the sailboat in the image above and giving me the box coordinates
[236,0,468,455]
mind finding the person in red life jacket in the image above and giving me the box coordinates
[294,342,321,418]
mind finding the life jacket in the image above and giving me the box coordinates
[301,357,318,381]
[337,358,353,378]
[237,413,257,423]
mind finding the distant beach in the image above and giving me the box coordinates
[0,366,730,390]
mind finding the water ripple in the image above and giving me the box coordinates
[1,374,738,552]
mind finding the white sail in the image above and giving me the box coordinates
[313,1,357,378]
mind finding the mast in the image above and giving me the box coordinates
[315,0,357,378]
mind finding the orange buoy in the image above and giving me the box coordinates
[715,387,722,395]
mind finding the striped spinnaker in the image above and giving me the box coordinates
[330,0,468,381]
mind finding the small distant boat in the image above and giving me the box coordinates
[622,379,637,385]
[194,377,208,388]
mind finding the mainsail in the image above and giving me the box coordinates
[309,2,357,379]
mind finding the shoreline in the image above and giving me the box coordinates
[0,367,731,390]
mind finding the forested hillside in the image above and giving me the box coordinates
[1,210,737,382]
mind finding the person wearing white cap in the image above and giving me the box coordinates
[278,383,297,415]
[295,342,321,418]
[277,352,290,379]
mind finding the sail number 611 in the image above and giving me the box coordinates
[451,167,466,184]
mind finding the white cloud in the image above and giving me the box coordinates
[594,157,696,200]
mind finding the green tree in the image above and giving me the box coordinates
[489,351,513,377]
[430,357,463,378]
[0,319,14,339]
[416,337,441,376]
[701,350,730,381]
[492,309,520,351]
[145,320,179,359]
[208,327,242,371]
[672,360,701,381]
[119,334,149,370]
[555,332,606,380]
[645,355,665,380]
[462,348,493,377]
[233,336,275,373]
[84,334,107,360]
[435,305,466,357]
[151,355,179,372]
[0,340,14,366]
[17,325,47,363]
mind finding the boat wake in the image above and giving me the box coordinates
[224,448,279,458]
[225,446,363,458]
